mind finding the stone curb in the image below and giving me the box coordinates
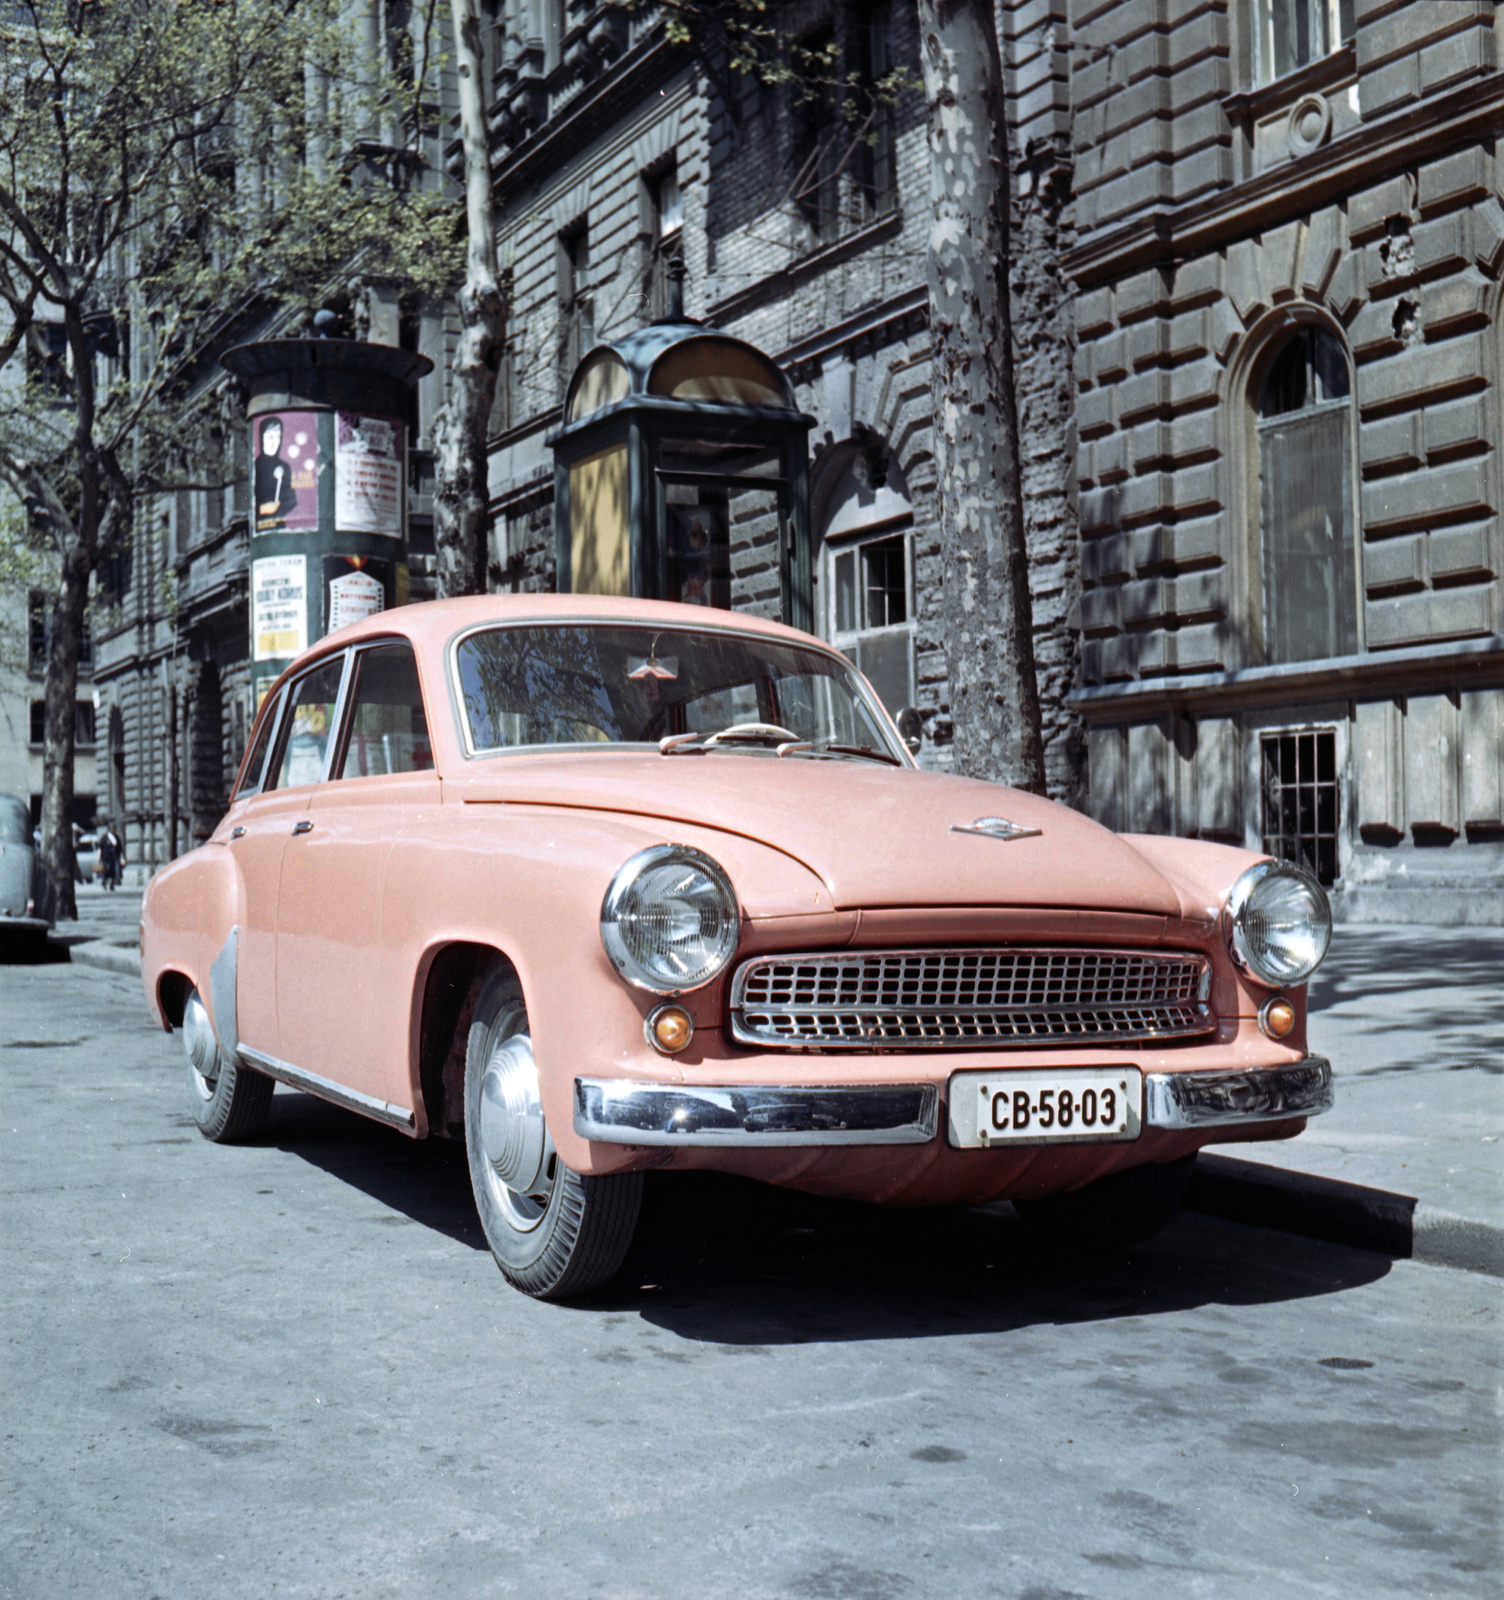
[1186,1153,1503,1279]
[67,940,142,979]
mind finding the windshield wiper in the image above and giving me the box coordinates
[817,743,904,766]
[660,722,802,755]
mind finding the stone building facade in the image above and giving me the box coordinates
[67,0,1504,922]
[1067,0,1504,918]
[87,7,457,884]
[481,0,1085,798]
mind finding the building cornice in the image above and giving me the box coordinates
[773,284,930,378]
[487,32,682,202]
[1070,637,1504,722]
[1064,75,1504,287]
[706,211,908,326]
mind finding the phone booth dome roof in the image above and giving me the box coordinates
[563,320,799,425]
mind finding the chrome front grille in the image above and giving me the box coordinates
[729,948,1214,1049]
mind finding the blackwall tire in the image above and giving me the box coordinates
[1013,1153,1198,1251]
[463,962,642,1300]
[183,987,273,1143]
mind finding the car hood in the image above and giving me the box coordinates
[454,753,1183,916]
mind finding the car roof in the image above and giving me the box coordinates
[264,595,835,701]
[326,593,823,652]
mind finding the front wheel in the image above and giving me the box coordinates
[1013,1154,1198,1252]
[183,987,273,1142]
[463,963,642,1299]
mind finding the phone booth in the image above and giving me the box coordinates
[548,309,815,633]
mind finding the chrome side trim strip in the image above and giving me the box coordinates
[574,1078,939,1147]
[1144,1056,1333,1130]
[239,1046,417,1135]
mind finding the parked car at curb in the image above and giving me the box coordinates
[140,595,1334,1298]
[1,794,52,942]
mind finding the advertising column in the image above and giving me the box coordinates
[223,340,433,706]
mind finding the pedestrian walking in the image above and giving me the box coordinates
[100,825,123,891]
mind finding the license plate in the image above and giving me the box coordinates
[946,1068,1142,1148]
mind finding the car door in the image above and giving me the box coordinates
[274,639,439,1115]
[217,682,292,1056]
[230,652,349,1061]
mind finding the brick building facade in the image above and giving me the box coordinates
[482,1,1086,799]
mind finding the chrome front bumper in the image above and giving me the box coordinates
[574,1056,1332,1147]
[574,1080,940,1147]
[1143,1055,1333,1130]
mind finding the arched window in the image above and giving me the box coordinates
[1256,326,1356,663]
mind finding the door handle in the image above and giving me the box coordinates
[229,826,246,840]
[291,819,314,835]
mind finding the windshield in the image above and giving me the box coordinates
[454,623,905,761]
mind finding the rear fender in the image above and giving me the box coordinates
[141,845,244,1050]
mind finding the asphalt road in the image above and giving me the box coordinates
[2,950,1500,1600]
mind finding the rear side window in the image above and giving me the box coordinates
[337,643,433,778]
[270,656,346,790]
[235,690,283,798]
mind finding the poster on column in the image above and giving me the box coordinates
[252,554,308,661]
[252,411,320,532]
[325,555,390,633]
[335,412,404,534]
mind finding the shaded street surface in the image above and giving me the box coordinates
[1,915,1499,1599]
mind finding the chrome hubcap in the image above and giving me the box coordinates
[477,1028,555,1232]
[183,991,220,1101]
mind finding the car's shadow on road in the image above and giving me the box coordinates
[262,1088,489,1251]
[261,1089,1393,1344]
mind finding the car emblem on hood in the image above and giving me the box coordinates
[950,816,1042,842]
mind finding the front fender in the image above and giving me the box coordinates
[385,803,838,1167]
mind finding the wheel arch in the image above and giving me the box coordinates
[156,968,193,1030]
[412,940,526,1141]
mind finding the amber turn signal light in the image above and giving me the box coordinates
[646,1004,694,1054]
[1260,996,1297,1039]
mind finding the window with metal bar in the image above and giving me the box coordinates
[1260,727,1339,886]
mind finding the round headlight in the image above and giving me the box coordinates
[600,844,740,994]
[1225,860,1331,987]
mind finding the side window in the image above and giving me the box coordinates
[270,656,346,790]
[337,643,433,778]
[234,688,283,798]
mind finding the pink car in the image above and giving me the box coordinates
[141,595,1333,1298]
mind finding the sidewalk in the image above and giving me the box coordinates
[1187,922,1502,1274]
[56,899,1502,1274]
[51,881,144,978]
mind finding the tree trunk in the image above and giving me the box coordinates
[168,682,181,862]
[432,0,507,599]
[39,550,90,921]
[916,0,1046,794]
